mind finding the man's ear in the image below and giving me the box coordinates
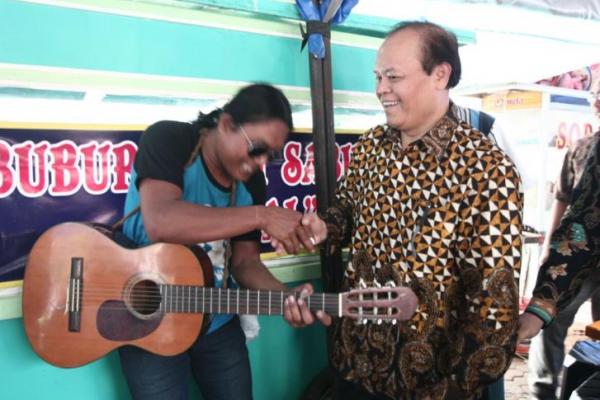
[217,112,235,135]
[433,62,451,89]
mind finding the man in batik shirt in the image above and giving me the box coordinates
[301,21,523,400]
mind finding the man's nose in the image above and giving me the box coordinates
[376,77,390,97]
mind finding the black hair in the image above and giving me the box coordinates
[192,83,293,132]
[386,21,461,89]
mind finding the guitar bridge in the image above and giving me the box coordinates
[68,257,83,332]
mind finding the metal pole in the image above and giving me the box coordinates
[302,4,347,397]
[308,32,343,295]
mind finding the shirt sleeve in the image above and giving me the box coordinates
[134,121,196,190]
[527,138,600,324]
[320,134,364,253]
[453,153,524,393]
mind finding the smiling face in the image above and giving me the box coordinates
[374,29,451,143]
[218,116,289,182]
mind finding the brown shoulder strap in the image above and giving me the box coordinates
[111,205,140,231]
[221,181,237,289]
[186,132,203,167]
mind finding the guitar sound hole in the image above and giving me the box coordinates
[130,280,161,316]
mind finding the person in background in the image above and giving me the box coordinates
[119,83,329,400]
[295,21,523,400]
[521,78,600,400]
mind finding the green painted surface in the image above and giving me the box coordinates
[0,277,327,399]
[0,0,378,93]
[184,0,300,19]
[249,313,328,400]
[9,0,384,49]
[182,0,476,43]
[0,293,22,320]
[0,317,131,399]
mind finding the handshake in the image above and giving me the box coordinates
[257,207,327,255]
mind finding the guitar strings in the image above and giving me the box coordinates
[63,285,398,299]
[61,286,398,317]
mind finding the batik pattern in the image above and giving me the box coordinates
[324,115,523,399]
[530,133,600,318]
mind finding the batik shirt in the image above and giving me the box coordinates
[527,131,600,325]
[323,113,523,400]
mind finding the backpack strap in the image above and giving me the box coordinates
[469,108,480,131]
[478,111,496,136]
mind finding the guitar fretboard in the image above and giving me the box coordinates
[159,285,341,316]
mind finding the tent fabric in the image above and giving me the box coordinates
[496,0,600,21]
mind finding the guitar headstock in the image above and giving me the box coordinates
[340,280,418,324]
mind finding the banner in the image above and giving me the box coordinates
[0,126,358,283]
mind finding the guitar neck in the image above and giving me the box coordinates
[160,285,341,317]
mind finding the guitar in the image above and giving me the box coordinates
[23,222,417,368]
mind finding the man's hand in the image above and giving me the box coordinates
[270,212,328,255]
[300,212,327,250]
[517,312,545,343]
[283,283,332,328]
[258,207,305,254]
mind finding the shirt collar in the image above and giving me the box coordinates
[384,103,458,159]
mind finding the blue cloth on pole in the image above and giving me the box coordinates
[295,0,359,58]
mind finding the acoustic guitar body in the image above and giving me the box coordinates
[22,223,206,368]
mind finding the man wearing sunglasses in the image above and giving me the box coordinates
[119,83,329,400]
[239,124,282,162]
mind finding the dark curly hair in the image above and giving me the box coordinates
[193,83,293,132]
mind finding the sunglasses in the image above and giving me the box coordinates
[239,125,282,161]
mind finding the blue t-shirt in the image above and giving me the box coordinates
[123,120,263,334]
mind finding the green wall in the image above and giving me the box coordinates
[0,317,131,399]
[0,0,378,94]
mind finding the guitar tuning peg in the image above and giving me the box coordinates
[373,279,381,288]
[385,280,396,287]
[377,319,382,325]
[391,319,397,325]
[362,319,369,325]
